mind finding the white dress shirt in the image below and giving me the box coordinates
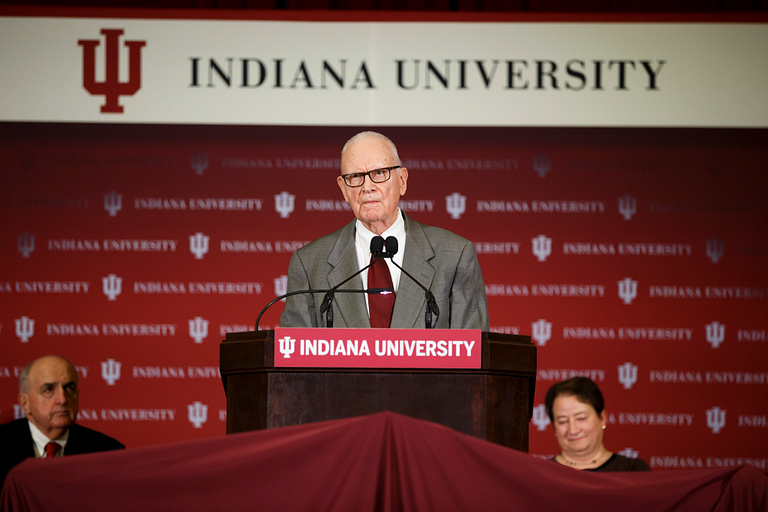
[28,420,69,458]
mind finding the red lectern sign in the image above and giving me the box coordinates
[274,328,482,369]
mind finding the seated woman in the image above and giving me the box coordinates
[545,376,650,472]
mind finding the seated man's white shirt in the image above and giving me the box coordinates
[28,420,69,457]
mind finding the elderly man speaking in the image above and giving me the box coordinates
[280,131,488,330]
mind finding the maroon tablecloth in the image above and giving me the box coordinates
[2,411,766,512]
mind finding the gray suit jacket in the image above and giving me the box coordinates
[280,212,489,330]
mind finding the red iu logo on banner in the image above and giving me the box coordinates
[78,29,147,114]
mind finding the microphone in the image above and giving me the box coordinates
[319,236,387,328]
[382,236,440,329]
[254,287,393,331]
[371,235,385,257]
[381,235,397,258]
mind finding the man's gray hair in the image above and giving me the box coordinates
[19,355,78,393]
[341,131,401,166]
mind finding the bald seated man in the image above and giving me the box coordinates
[280,131,489,330]
[0,355,124,483]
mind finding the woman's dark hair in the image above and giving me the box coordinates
[544,376,605,423]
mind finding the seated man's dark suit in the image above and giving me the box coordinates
[0,418,125,483]
[280,211,489,330]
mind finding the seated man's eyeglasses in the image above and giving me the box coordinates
[341,166,401,187]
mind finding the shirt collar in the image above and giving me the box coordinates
[28,419,69,457]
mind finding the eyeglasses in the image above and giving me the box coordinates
[341,166,401,188]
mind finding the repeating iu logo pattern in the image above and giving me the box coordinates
[531,404,551,431]
[533,154,551,178]
[102,274,123,301]
[191,151,209,175]
[275,192,295,218]
[706,406,726,434]
[17,232,35,257]
[618,195,637,220]
[189,233,210,259]
[618,278,638,305]
[101,359,122,385]
[14,405,26,420]
[706,238,724,263]
[187,401,208,428]
[445,193,466,220]
[618,362,638,390]
[15,316,35,343]
[274,275,288,299]
[104,191,122,216]
[189,317,209,344]
[706,321,725,349]
[617,447,639,459]
[531,319,552,347]
[78,29,147,114]
[532,235,552,262]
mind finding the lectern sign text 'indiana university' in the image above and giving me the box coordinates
[274,328,482,369]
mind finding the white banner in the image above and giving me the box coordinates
[1,15,767,126]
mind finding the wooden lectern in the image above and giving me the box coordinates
[220,330,536,451]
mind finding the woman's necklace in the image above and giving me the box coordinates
[559,448,607,467]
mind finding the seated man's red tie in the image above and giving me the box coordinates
[368,255,395,328]
[45,442,60,458]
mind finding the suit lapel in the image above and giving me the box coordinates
[14,419,36,464]
[326,222,370,328]
[391,215,435,329]
[63,424,84,455]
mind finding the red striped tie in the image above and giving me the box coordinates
[367,255,395,328]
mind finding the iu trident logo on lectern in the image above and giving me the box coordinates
[278,336,296,358]
[78,29,147,113]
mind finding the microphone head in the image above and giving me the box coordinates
[370,236,385,256]
[384,236,398,258]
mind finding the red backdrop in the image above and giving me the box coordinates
[1,123,766,470]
